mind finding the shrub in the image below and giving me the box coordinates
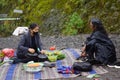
[62,12,84,35]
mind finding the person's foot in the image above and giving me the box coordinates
[107,64,115,67]
[114,62,120,68]
[107,62,120,68]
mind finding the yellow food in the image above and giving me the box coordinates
[27,63,40,67]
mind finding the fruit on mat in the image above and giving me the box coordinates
[49,46,56,50]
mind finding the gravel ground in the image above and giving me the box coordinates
[0,34,120,80]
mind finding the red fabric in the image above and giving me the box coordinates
[2,48,14,58]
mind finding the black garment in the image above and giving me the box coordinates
[12,56,41,64]
[31,36,37,52]
[85,31,116,65]
[16,31,43,60]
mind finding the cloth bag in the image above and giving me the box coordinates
[72,62,92,72]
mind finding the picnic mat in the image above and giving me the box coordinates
[0,48,108,80]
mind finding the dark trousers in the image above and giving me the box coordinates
[16,53,40,63]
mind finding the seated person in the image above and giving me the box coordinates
[14,23,46,63]
[79,18,117,65]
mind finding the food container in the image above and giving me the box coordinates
[23,61,44,72]
[48,55,57,62]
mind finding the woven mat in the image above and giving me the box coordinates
[0,48,108,80]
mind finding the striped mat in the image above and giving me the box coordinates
[0,48,108,80]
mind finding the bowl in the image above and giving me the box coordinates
[48,55,57,62]
[23,62,44,72]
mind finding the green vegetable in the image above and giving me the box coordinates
[48,55,57,62]
[57,54,65,60]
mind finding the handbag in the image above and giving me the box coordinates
[72,62,92,72]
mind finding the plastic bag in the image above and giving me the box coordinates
[0,51,5,62]
[2,48,14,58]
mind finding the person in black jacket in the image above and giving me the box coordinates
[14,23,46,63]
[80,18,117,65]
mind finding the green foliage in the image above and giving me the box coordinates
[0,0,120,37]
[10,0,54,25]
[62,12,84,35]
[0,0,54,36]
[0,22,15,37]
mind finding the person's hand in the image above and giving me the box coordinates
[80,45,86,57]
[81,45,86,51]
[40,50,45,54]
[81,51,86,57]
[28,48,35,53]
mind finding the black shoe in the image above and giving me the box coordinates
[107,63,115,68]
[107,62,120,68]
[115,62,120,68]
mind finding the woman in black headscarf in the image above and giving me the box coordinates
[80,18,116,65]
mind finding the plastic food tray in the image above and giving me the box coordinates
[23,62,44,72]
